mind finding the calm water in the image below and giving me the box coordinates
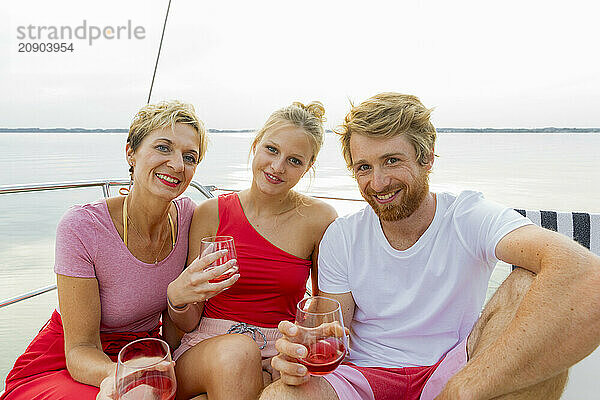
[1,131,599,397]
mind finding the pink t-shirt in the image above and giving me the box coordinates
[54,196,195,333]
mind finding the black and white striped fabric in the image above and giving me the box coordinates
[513,209,600,267]
[484,209,600,306]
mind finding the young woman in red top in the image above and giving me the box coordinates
[165,101,338,399]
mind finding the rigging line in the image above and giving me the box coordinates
[147,0,172,104]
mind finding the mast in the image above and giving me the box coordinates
[147,0,172,104]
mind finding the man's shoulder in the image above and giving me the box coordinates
[322,205,375,245]
[437,190,485,207]
[330,205,374,230]
[437,190,497,217]
[436,190,527,233]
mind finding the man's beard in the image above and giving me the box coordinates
[361,168,430,221]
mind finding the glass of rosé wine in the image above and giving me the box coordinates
[115,338,176,400]
[294,296,348,376]
[200,236,238,283]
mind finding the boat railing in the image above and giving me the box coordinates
[0,179,216,199]
[0,179,217,309]
[5,181,598,311]
[0,180,364,309]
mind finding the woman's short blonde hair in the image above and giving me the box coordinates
[251,101,326,169]
[336,93,436,169]
[128,100,207,166]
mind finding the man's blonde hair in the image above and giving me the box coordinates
[336,93,436,169]
[128,100,207,166]
[251,101,326,169]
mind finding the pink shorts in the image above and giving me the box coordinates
[172,317,282,361]
[322,339,467,400]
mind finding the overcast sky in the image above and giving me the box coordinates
[2,0,599,129]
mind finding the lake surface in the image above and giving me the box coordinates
[1,131,599,397]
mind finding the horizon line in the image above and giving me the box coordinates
[1,127,600,133]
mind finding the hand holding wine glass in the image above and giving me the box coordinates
[200,236,238,283]
[294,297,348,376]
[166,247,239,308]
[270,297,348,385]
[114,338,176,400]
[96,365,118,400]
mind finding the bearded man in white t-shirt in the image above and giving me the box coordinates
[260,93,600,400]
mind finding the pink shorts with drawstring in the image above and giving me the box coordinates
[172,317,282,361]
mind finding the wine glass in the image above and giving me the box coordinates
[294,296,348,376]
[115,338,176,400]
[200,235,237,283]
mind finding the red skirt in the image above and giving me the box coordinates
[1,310,161,400]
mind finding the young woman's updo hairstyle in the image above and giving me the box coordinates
[251,101,326,169]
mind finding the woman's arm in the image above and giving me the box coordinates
[161,309,184,351]
[57,274,115,387]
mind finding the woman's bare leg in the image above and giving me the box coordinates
[175,333,263,400]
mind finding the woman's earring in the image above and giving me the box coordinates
[119,167,134,196]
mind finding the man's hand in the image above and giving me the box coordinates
[262,356,280,386]
[270,320,349,386]
[434,373,478,400]
[435,382,476,400]
[270,321,311,386]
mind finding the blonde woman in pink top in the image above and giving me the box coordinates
[1,101,262,400]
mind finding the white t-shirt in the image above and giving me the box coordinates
[318,191,531,368]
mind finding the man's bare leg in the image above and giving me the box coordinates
[466,268,568,399]
[260,376,339,400]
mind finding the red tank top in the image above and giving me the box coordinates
[202,193,312,327]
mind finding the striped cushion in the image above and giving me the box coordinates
[512,210,600,270]
[485,209,600,306]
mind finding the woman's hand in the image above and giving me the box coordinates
[167,249,239,308]
[97,359,176,399]
[96,364,117,400]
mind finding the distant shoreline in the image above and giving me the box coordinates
[1,127,599,133]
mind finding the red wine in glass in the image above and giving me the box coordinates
[200,236,237,283]
[297,337,347,375]
[119,370,175,400]
[115,338,176,400]
[207,270,235,283]
[295,296,348,376]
